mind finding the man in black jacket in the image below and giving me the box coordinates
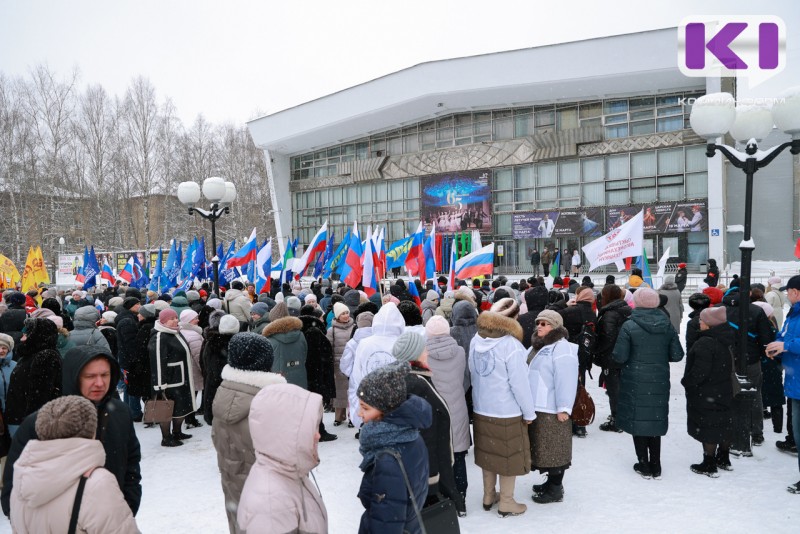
[116,297,142,420]
[675,262,688,293]
[2,345,142,516]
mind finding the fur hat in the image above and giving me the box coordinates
[231,281,245,291]
[425,315,450,337]
[251,302,268,318]
[122,297,140,310]
[219,314,241,335]
[426,290,440,302]
[392,331,426,363]
[490,297,519,318]
[35,396,97,441]
[228,332,274,372]
[397,301,423,327]
[358,362,408,413]
[633,288,660,309]
[269,302,289,321]
[180,309,198,324]
[688,293,711,312]
[333,302,349,319]
[138,304,156,319]
[208,309,226,330]
[535,309,563,329]
[0,333,13,352]
[108,296,124,309]
[700,306,728,327]
[356,311,374,328]
[605,275,616,285]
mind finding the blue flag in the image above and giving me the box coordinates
[82,246,101,290]
[181,238,197,281]
[163,241,179,289]
[325,230,350,278]
[149,248,164,293]
[131,254,149,289]
[385,236,413,270]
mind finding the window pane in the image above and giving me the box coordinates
[387,137,402,155]
[389,180,403,200]
[403,134,419,153]
[537,200,557,209]
[605,179,629,191]
[607,154,629,179]
[581,158,604,182]
[515,188,534,202]
[537,163,557,186]
[632,177,656,188]
[515,202,535,211]
[494,168,513,190]
[374,182,387,201]
[514,166,534,189]
[630,120,655,135]
[317,190,327,207]
[605,113,628,125]
[515,113,533,137]
[359,184,372,203]
[557,107,578,130]
[658,148,684,174]
[494,191,513,203]
[605,125,628,139]
[659,184,683,201]
[686,145,708,172]
[581,182,604,205]
[659,174,684,186]
[656,116,683,132]
[579,102,601,119]
[494,117,513,140]
[631,151,656,177]
[686,171,708,198]
[406,179,419,198]
[559,160,580,184]
[495,214,512,236]
[537,186,557,200]
[630,97,654,110]
[559,198,579,207]
[559,184,580,198]
[604,99,629,114]
[405,199,419,210]
[631,187,657,203]
[330,187,343,205]
[631,109,654,120]
[535,110,555,127]
[494,204,512,213]
[606,190,628,204]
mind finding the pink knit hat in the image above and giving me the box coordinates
[425,315,450,336]
[632,288,660,309]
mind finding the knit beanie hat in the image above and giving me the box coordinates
[392,331,426,363]
[304,294,318,304]
[219,314,241,335]
[180,309,199,323]
[123,297,141,310]
[186,290,201,302]
[768,276,782,288]
[41,298,62,314]
[125,287,142,300]
[752,300,775,318]
[358,362,409,413]
[633,288,660,309]
[5,292,26,307]
[108,296,124,309]
[207,298,222,310]
[425,315,450,337]
[208,309,226,330]
[35,396,97,440]
[356,311,374,328]
[286,296,302,315]
[535,309,564,329]
[251,302,269,318]
[269,302,289,322]
[158,308,178,325]
[333,302,349,319]
[605,275,616,285]
[0,333,13,352]
[138,304,156,319]
[398,301,423,327]
[343,290,361,308]
[702,286,724,306]
[700,306,728,327]
[153,300,170,312]
[490,297,520,318]
[228,332,274,372]
[426,290,439,302]
[102,311,118,323]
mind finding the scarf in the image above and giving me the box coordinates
[358,420,419,471]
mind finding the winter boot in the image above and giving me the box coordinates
[649,461,662,480]
[572,425,587,438]
[173,430,192,440]
[715,449,733,471]
[532,475,550,496]
[184,414,203,429]
[532,483,564,504]
[633,459,652,479]
[481,470,499,511]
[497,475,526,517]
[690,455,719,478]
[788,481,800,494]
[599,417,623,433]
[772,406,784,434]
[161,436,183,447]
[752,433,764,446]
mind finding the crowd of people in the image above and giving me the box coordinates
[0,263,798,532]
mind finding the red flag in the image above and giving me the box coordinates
[624,256,633,271]
[795,238,800,259]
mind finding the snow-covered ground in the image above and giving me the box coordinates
[2,303,799,533]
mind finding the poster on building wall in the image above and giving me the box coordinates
[421,169,492,234]
[114,251,163,273]
[606,201,708,234]
[512,211,560,239]
[56,251,114,287]
[552,208,604,237]
[667,201,707,233]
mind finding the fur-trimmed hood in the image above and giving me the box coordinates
[262,316,303,337]
[531,326,569,352]
[476,311,524,342]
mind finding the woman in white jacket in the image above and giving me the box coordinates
[527,310,578,504]
[10,396,140,533]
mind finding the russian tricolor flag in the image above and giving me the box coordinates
[227,228,258,268]
[407,279,422,310]
[455,243,495,280]
[404,221,425,277]
[341,222,363,288]
[101,258,115,287]
[447,239,457,292]
[294,221,328,276]
[361,226,380,296]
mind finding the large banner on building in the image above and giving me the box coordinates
[421,169,492,234]
[667,200,707,233]
[607,201,707,234]
[512,207,604,239]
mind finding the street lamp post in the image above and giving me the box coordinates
[690,89,800,454]
[176,177,237,297]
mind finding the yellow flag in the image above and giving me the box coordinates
[20,247,37,293]
[33,245,50,286]
[0,253,21,288]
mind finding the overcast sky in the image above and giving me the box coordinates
[1,0,798,126]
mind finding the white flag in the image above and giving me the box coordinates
[656,247,671,279]
[582,210,644,272]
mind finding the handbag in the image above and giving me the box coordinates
[571,382,595,426]
[143,393,174,424]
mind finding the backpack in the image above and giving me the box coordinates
[576,320,597,375]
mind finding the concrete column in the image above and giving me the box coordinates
[263,149,292,256]
[705,76,727,266]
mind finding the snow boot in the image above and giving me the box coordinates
[161,436,183,447]
[173,430,192,440]
[532,483,564,504]
[185,415,203,429]
[752,433,764,446]
[787,481,800,494]
[633,459,652,479]
[532,475,550,496]
[319,431,338,442]
[776,438,798,455]
[715,449,733,471]
[572,425,587,438]
[599,417,623,433]
[482,470,499,511]
[497,475,526,517]
[690,455,719,478]
[649,461,662,480]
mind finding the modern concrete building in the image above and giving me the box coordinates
[247,27,797,274]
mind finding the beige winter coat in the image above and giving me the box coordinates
[212,366,287,533]
[326,317,354,409]
[237,384,328,534]
[10,438,139,533]
[224,289,253,325]
[179,322,205,391]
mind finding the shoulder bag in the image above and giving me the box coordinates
[143,392,174,424]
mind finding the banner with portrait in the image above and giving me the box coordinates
[512,207,604,238]
[421,169,492,234]
[607,201,707,235]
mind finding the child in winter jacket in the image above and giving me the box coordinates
[357,362,432,534]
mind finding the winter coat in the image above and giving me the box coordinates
[169,296,191,319]
[674,267,688,293]
[777,302,800,400]
[3,319,61,426]
[148,321,197,417]
[224,289,253,327]
[657,281,683,333]
[358,395,431,534]
[178,322,204,392]
[237,384,327,534]
[341,326,370,378]
[0,306,26,349]
[250,315,270,334]
[558,300,596,374]
[264,317,308,389]
[350,304,405,428]
[765,287,788,329]
[681,323,735,444]
[469,312,535,420]
[449,301,477,390]
[200,328,234,425]
[2,345,143,517]
[114,308,140,370]
[530,250,541,265]
[519,287,549,348]
[612,308,684,436]
[541,250,552,265]
[327,317,354,409]
[434,297,455,324]
[425,334,470,453]
[594,299,632,369]
[10,438,140,533]
[0,355,16,413]
[212,365,287,533]
[704,261,720,287]
[299,315,335,400]
[685,310,702,353]
[126,318,154,399]
[421,299,437,326]
[405,368,465,513]
[98,325,118,360]
[721,293,774,365]
[64,307,110,353]
[528,330,579,415]
[64,298,93,319]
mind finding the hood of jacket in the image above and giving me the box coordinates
[73,306,100,330]
[215,365,287,425]
[425,335,460,360]
[171,296,189,308]
[369,303,405,337]
[659,281,679,291]
[599,298,632,318]
[421,299,438,313]
[224,288,245,302]
[17,318,59,358]
[381,393,433,431]
[262,316,303,340]
[352,327,372,342]
[476,311,524,342]
[438,297,455,314]
[450,300,477,327]
[525,286,549,309]
[249,383,323,477]
[12,438,106,508]
[697,322,737,347]
[629,307,674,335]
[62,345,122,404]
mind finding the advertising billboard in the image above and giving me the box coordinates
[421,169,492,233]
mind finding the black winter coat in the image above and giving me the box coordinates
[674,267,688,293]
[0,307,26,351]
[99,325,118,360]
[200,327,233,425]
[127,318,155,398]
[559,301,596,373]
[3,319,61,426]
[300,315,335,401]
[681,323,735,443]
[685,310,702,353]
[594,299,632,369]
[115,307,140,370]
[721,294,774,365]
[519,287,549,349]
[2,345,142,517]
